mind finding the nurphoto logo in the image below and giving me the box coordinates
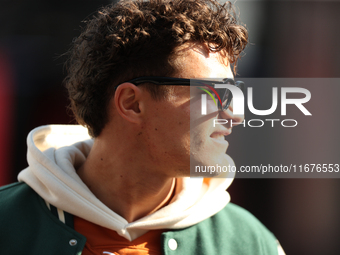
[199,83,312,128]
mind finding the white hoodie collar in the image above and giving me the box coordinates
[18,125,235,241]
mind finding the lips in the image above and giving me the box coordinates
[209,130,230,149]
[210,130,231,139]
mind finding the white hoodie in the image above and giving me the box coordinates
[18,125,235,241]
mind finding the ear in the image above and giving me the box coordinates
[114,83,144,124]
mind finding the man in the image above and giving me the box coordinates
[0,0,284,254]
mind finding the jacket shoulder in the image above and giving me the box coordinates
[213,203,279,254]
[219,202,275,234]
[221,203,277,237]
[0,182,35,203]
[162,203,279,255]
[0,182,85,255]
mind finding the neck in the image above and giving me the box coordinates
[77,137,175,223]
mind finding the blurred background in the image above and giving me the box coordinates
[0,0,339,254]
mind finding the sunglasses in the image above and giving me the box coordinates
[125,76,245,111]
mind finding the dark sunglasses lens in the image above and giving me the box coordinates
[212,88,225,110]
[222,91,232,111]
[221,81,244,111]
[221,78,233,110]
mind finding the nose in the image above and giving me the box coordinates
[218,100,244,128]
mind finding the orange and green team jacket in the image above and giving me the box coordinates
[0,182,279,255]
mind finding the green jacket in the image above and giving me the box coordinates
[0,182,279,254]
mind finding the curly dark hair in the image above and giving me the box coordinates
[65,0,248,137]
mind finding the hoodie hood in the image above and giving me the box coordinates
[18,125,235,241]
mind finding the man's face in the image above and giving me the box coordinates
[141,44,242,177]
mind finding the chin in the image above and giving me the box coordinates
[209,136,229,152]
[190,153,232,177]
